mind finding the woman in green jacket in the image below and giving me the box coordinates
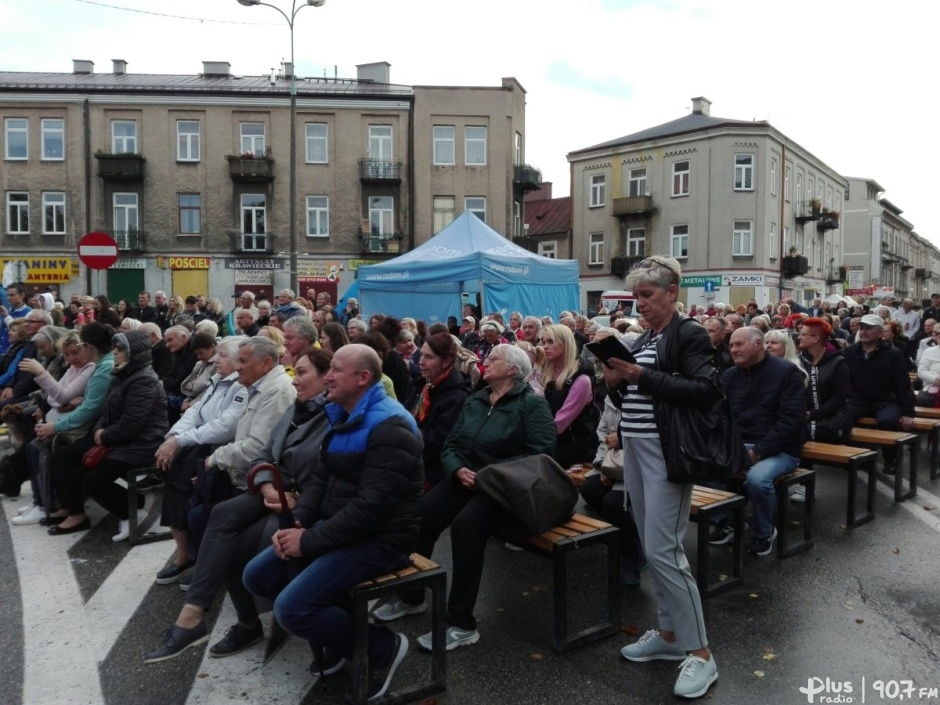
[373,343,556,651]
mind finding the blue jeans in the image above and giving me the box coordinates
[243,539,409,663]
[744,452,799,539]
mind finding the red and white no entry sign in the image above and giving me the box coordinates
[78,232,119,270]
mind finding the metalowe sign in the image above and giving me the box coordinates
[680,275,722,288]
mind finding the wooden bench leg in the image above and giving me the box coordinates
[775,471,814,558]
[126,466,172,546]
[844,458,876,528]
[930,427,940,481]
[891,438,917,502]
[550,526,621,652]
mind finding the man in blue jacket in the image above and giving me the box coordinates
[244,344,424,700]
[0,282,30,355]
[721,327,806,556]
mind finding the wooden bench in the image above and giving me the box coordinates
[849,427,918,502]
[914,407,940,480]
[800,442,878,527]
[857,416,938,488]
[500,510,622,652]
[349,554,447,705]
[568,468,744,599]
[125,465,172,546]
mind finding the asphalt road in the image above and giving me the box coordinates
[2,438,939,705]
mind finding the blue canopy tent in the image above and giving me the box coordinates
[358,212,580,324]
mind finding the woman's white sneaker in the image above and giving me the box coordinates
[12,505,46,525]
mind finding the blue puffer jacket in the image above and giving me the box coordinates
[294,382,424,558]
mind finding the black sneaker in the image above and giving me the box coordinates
[209,622,264,658]
[143,622,209,664]
[747,527,778,556]
[364,633,408,700]
[178,573,193,591]
[137,474,164,491]
[155,560,196,585]
[708,519,734,546]
[309,647,348,677]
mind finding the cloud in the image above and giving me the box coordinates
[545,59,635,100]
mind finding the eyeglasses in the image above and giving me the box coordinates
[633,255,679,277]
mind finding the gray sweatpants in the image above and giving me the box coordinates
[623,435,708,651]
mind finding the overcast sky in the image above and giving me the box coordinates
[1,0,934,244]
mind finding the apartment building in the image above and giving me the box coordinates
[0,59,538,304]
[519,183,571,260]
[567,97,848,312]
[842,177,940,303]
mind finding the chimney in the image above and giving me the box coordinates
[691,96,711,116]
[112,59,127,75]
[356,61,391,84]
[72,59,94,74]
[202,61,231,77]
[281,61,293,79]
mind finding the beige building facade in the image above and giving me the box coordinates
[568,97,849,312]
[1,60,537,304]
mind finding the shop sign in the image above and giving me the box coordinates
[168,257,211,270]
[0,257,75,283]
[722,274,764,286]
[680,275,722,288]
[296,259,341,281]
[223,257,285,271]
[113,258,147,269]
[235,271,273,285]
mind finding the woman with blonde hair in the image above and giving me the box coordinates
[539,324,599,468]
[513,339,545,395]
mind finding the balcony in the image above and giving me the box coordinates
[782,254,809,277]
[513,163,542,193]
[112,228,145,252]
[817,211,840,232]
[359,231,404,255]
[915,268,932,280]
[358,159,402,183]
[229,231,274,254]
[227,155,275,182]
[612,195,653,218]
[795,199,822,223]
[95,153,145,181]
[611,255,644,278]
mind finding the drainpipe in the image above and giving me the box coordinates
[778,140,787,304]
[83,98,92,295]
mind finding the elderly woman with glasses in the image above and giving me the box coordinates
[603,255,720,699]
[371,343,555,651]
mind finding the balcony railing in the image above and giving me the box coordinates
[915,268,932,280]
[229,231,273,254]
[611,255,644,278]
[227,155,275,182]
[612,195,653,217]
[112,228,145,252]
[782,254,809,277]
[513,163,542,192]
[817,212,840,232]
[359,231,404,255]
[95,153,145,181]
[358,159,402,183]
[795,200,822,222]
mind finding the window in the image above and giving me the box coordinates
[796,173,803,208]
[111,120,137,154]
[305,123,328,164]
[770,158,777,196]
[306,196,329,237]
[589,174,606,207]
[734,154,753,190]
[769,222,776,259]
[113,193,139,248]
[672,161,690,196]
[6,192,29,234]
[369,196,394,235]
[784,165,791,202]
[589,232,605,265]
[5,118,27,160]
[514,132,522,165]
[41,118,64,160]
[433,196,455,234]
[627,228,646,257]
[732,220,753,256]
[240,123,265,157]
[369,125,393,160]
[783,226,790,254]
[670,224,689,259]
[465,197,486,222]
[178,194,201,234]
[628,168,647,197]
[432,126,455,165]
[538,241,556,259]
[240,194,267,251]
[177,121,200,161]
[465,126,486,165]
[513,200,521,238]
[42,192,66,234]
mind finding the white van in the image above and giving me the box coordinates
[600,290,636,317]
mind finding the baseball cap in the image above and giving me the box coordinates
[463,315,475,325]
[859,314,884,328]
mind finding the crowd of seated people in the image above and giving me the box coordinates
[4,278,936,702]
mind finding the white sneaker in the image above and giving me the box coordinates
[17,504,34,515]
[112,509,148,542]
[12,505,46,525]
[790,485,806,504]
[373,597,427,623]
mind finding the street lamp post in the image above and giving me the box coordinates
[236,0,326,292]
